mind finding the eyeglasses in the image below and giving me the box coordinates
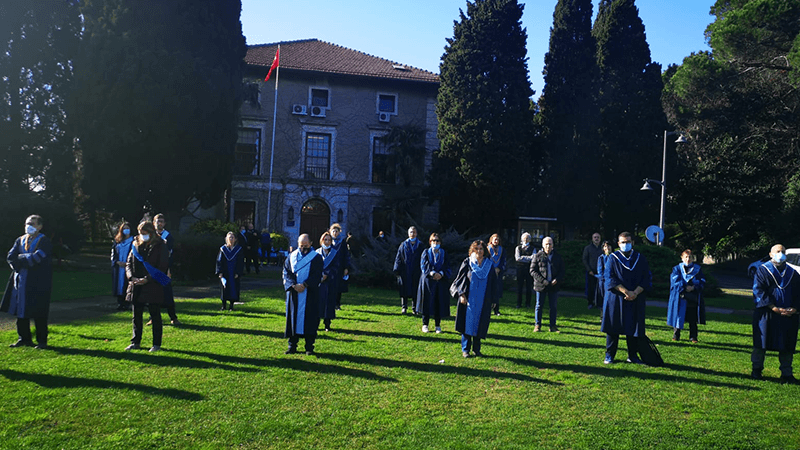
[430,239,440,242]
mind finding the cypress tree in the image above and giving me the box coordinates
[538,0,599,232]
[435,0,538,232]
[593,0,667,235]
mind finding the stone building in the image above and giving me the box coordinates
[230,39,440,242]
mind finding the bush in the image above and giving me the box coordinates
[188,219,239,236]
[270,233,288,251]
[0,192,83,259]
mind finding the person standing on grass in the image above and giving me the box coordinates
[596,241,613,322]
[330,223,350,311]
[530,236,565,333]
[416,233,451,334]
[600,232,651,365]
[216,232,244,311]
[151,213,180,326]
[317,232,340,332]
[393,226,423,315]
[244,223,261,275]
[260,229,272,266]
[582,232,604,309]
[2,215,53,349]
[111,222,135,311]
[667,249,706,343]
[751,244,800,383]
[284,234,323,355]
[453,240,498,358]
[514,232,535,309]
[487,234,506,316]
[125,221,170,353]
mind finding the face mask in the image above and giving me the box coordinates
[432,243,440,250]
[619,242,632,252]
[123,229,131,236]
[773,252,787,264]
[322,244,331,250]
[25,225,37,235]
[140,234,151,242]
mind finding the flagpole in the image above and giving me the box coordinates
[266,45,279,232]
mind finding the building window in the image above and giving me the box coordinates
[243,82,260,109]
[304,133,331,180]
[372,136,395,184]
[337,209,344,223]
[311,88,329,108]
[235,128,260,176]
[233,200,256,227]
[377,93,397,114]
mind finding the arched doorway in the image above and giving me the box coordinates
[300,198,330,244]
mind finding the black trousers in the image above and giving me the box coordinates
[133,303,162,347]
[516,266,533,307]
[17,317,48,345]
[244,251,260,273]
[605,334,639,360]
[288,333,316,352]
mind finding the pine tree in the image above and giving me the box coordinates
[593,0,667,236]
[435,0,538,232]
[72,0,246,222]
[538,0,599,232]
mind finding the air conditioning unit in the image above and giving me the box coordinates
[310,106,326,117]
[292,104,307,115]
[378,112,391,123]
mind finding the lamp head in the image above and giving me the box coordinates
[640,180,654,191]
[675,134,687,144]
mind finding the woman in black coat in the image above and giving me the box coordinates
[125,221,169,353]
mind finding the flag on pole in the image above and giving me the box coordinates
[264,47,280,81]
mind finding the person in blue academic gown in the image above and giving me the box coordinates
[330,223,350,310]
[111,222,135,311]
[317,232,340,332]
[283,234,323,355]
[2,215,53,349]
[666,249,706,342]
[751,244,800,383]
[393,226,423,314]
[595,241,612,321]
[216,232,244,311]
[153,213,180,325]
[601,232,652,365]
[453,240,498,358]
[416,233,451,333]
[487,234,506,316]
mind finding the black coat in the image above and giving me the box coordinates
[529,250,565,292]
[126,239,169,305]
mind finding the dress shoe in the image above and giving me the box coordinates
[34,344,49,350]
[149,346,161,353]
[474,351,484,357]
[550,327,560,333]
[125,343,141,351]
[9,340,34,348]
[751,369,763,380]
[780,375,798,385]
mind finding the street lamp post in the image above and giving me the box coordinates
[640,130,687,246]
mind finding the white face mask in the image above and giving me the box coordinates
[322,244,331,250]
[773,252,787,264]
[25,225,37,235]
[431,243,440,250]
[123,228,131,236]
[619,242,632,252]
[140,234,151,242]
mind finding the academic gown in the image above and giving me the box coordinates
[393,238,423,298]
[488,246,506,299]
[753,262,800,351]
[453,257,497,338]
[601,250,652,337]
[416,248,451,318]
[158,229,175,309]
[596,254,610,300]
[111,237,134,296]
[333,236,350,294]
[666,263,706,329]
[317,246,340,320]
[216,245,244,301]
[283,249,323,337]
[2,234,53,319]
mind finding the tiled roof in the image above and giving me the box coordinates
[246,39,439,84]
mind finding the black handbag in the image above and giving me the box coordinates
[638,335,664,367]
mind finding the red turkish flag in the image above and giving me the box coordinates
[264,48,279,81]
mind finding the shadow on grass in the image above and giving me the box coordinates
[499,356,757,390]
[177,323,284,339]
[0,369,204,401]
[51,346,260,373]
[317,353,560,385]
[175,309,280,320]
[168,349,396,382]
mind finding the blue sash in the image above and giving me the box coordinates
[116,237,134,295]
[317,247,338,269]
[290,249,316,334]
[427,248,444,271]
[611,250,640,271]
[763,261,794,290]
[679,263,699,283]
[489,246,503,268]
[131,244,171,286]
[465,257,492,335]
[221,245,241,261]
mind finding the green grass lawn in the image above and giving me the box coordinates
[0,267,111,302]
[0,286,798,449]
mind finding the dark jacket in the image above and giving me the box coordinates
[582,243,603,274]
[126,238,169,305]
[530,249,565,292]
